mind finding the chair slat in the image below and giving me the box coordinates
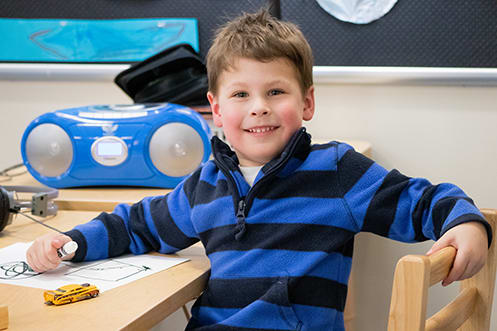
[425,287,477,331]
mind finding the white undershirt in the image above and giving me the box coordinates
[240,165,263,186]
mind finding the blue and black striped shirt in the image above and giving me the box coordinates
[67,127,490,330]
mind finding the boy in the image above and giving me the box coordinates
[27,10,491,331]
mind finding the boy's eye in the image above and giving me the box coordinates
[268,89,284,96]
[233,91,248,98]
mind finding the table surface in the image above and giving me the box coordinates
[0,211,210,330]
[0,139,370,330]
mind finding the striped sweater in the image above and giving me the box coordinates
[66,127,491,331]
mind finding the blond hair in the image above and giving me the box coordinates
[206,9,313,95]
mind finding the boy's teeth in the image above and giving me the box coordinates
[249,127,274,133]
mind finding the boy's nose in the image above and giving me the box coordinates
[250,99,270,117]
[251,109,269,116]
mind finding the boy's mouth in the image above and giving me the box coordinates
[245,126,278,133]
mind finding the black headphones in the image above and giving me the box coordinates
[0,185,58,232]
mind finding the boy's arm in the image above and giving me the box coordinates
[337,143,491,282]
[66,180,199,262]
[26,175,199,271]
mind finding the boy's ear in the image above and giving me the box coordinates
[302,86,315,121]
[207,91,223,127]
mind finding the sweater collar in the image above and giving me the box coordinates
[211,127,312,174]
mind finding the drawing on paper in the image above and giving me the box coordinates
[0,259,151,282]
[0,242,189,293]
[0,261,39,280]
[65,260,151,282]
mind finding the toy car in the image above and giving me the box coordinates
[44,283,99,306]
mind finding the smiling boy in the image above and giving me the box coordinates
[27,9,491,331]
[207,57,314,167]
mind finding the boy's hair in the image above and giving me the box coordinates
[206,9,313,95]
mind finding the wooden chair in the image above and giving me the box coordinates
[387,209,497,331]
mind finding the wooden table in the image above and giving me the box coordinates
[0,211,210,330]
[0,139,371,330]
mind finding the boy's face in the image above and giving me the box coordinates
[207,57,315,167]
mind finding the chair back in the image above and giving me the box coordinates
[387,209,497,331]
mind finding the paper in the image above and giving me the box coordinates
[316,0,398,24]
[0,242,189,293]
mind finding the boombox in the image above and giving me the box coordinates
[21,103,212,188]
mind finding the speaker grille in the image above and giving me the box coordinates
[25,123,73,177]
[149,123,204,177]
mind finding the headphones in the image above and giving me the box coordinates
[0,185,58,232]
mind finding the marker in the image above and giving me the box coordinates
[57,241,78,258]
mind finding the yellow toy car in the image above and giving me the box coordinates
[44,283,99,306]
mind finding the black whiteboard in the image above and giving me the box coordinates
[281,0,497,67]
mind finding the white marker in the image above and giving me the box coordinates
[57,241,78,258]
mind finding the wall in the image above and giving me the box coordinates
[309,83,497,331]
[0,77,495,330]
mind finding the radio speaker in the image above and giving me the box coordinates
[149,122,205,177]
[24,123,74,178]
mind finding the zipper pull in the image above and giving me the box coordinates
[234,199,247,240]
[236,199,246,219]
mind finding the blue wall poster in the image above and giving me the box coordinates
[0,18,199,62]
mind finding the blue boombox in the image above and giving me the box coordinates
[21,103,212,188]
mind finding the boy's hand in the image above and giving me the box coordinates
[26,233,74,273]
[427,221,488,286]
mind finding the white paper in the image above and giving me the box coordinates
[0,242,189,293]
[316,0,398,24]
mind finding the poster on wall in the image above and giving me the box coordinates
[0,18,198,63]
